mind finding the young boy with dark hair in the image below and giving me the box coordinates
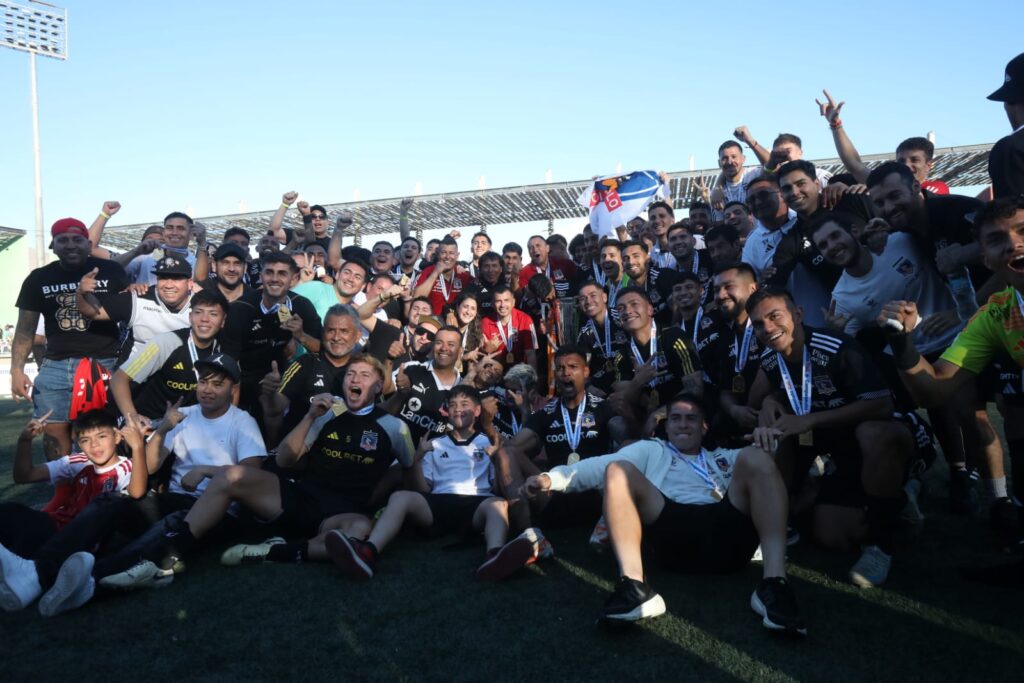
[326,385,540,580]
[0,409,146,615]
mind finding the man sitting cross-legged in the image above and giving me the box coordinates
[326,385,539,580]
[187,354,416,569]
[522,393,806,636]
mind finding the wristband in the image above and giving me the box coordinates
[280,202,290,209]
[829,119,843,130]
[100,211,111,219]
[886,330,921,370]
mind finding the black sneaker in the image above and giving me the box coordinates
[324,531,378,580]
[600,577,666,622]
[949,467,977,515]
[751,577,807,636]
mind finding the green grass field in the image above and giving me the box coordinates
[0,398,1021,682]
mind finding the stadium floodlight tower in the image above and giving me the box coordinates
[0,0,68,268]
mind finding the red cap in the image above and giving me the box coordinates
[51,218,89,239]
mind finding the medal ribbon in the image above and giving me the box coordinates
[777,347,812,416]
[560,398,586,453]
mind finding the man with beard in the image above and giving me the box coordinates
[202,242,251,303]
[576,225,603,283]
[502,242,524,291]
[481,285,538,367]
[597,239,630,318]
[712,141,754,214]
[110,289,229,424]
[12,218,129,460]
[698,264,762,438]
[292,258,370,322]
[219,227,262,287]
[393,236,423,284]
[519,235,578,299]
[767,160,872,326]
[704,225,744,267]
[621,240,678,326]
[747,288,911,588]
[76,254,193,360]
[222,252,322,414]
[466,251,504,313]
[741,175,798,280]
[389,327,463,442]
[415,237,474,315]
[576,280,627,395]
[260,304,363,447]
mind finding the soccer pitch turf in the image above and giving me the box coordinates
[0,399,1021,682]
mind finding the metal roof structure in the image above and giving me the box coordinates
[0,226,26,254]
[98,143,993,252]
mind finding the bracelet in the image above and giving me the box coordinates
[100,211,111,219]
[280,202,290,209]
[829,119,843,130]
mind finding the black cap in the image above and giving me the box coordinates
[988,53,1024,103]
[152,254,193,278]
[193,353,241,382]
[214,242,248,261]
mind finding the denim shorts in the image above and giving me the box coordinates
[32,356,116,422]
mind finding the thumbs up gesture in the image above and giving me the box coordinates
[260,360,283,395]
[79,267,100,294]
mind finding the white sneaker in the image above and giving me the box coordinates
[39,552,95,617]
[521,527,554,564]
[850,545,892,588]
[99,560,174,591]
[0,543,42,611]
[220,537,286,566]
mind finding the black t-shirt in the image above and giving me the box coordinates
[576,314,629,393]
[465,280,500,314]
[918,192,987,288]
[396,362,459,442]
[767,195,873,291]
[277,353,349,439]
[612,324,702,407]
[669,250,713,305]
[523,392,613,467]
[758,326,890,438]
[201,276,253,301]
[303,406,413,509]
[697,316,762,400]
[16,257,129,361]
[221,290,324,399]
[129,328,220,419]
[643,267,680,326]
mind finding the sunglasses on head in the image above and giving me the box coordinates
[415,327,436,341]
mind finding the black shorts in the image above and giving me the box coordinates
[987,359,1024,405]
[275,476,367,538]
[808,430,866,509]
[537,490,603,529]
[647,495,759,573]
[425,493,492,537]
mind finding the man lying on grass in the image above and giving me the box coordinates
[523,393,806,636]
[326,384,541,581]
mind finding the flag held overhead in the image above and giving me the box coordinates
[577,170,668,237]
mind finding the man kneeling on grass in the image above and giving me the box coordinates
[327,384,540,580]
[523,393,806,636]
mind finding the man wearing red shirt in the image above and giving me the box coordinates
[518,235,578,299]
[481,285,538,366]
[413,236,474,315]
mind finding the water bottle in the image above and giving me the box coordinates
[948,267,978,322]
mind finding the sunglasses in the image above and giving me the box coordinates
[310,213,327,220]
[414,327,436,341]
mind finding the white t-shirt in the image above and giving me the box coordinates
[421,432,495,496]
[659,447,740,505]
[741,210,797,278]
[831,232,961,354]
[164,404,266,496]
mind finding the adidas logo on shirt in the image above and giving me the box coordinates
[327,432,339,440]
[313,379,325,387]
[172,362,185,370]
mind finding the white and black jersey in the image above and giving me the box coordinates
[100,289,191,359]
[758,326,891,423]
[396,362,461,442]
[696,315,762,400]
[119,328,220,418]
[611,325,702,406]
[643,266,680,326]
[421,431,495,496]
[577,315,629,394]
[523,392,613,467]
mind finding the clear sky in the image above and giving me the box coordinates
[0,0,1019,249]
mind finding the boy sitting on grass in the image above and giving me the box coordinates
[326,384,540,580]
[0,409,146,616]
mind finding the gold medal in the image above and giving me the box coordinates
[567,452,580,465]
[799,431,814,447]
[506,352,515,364]
[277,306,292,323]
[331,400,348,417]
[731,374,746,394]
[710,488,723,501]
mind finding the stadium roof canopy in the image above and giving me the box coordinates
[98,143,993,252]
[0,226,26,255]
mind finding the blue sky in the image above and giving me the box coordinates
[0,0,1018,242]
